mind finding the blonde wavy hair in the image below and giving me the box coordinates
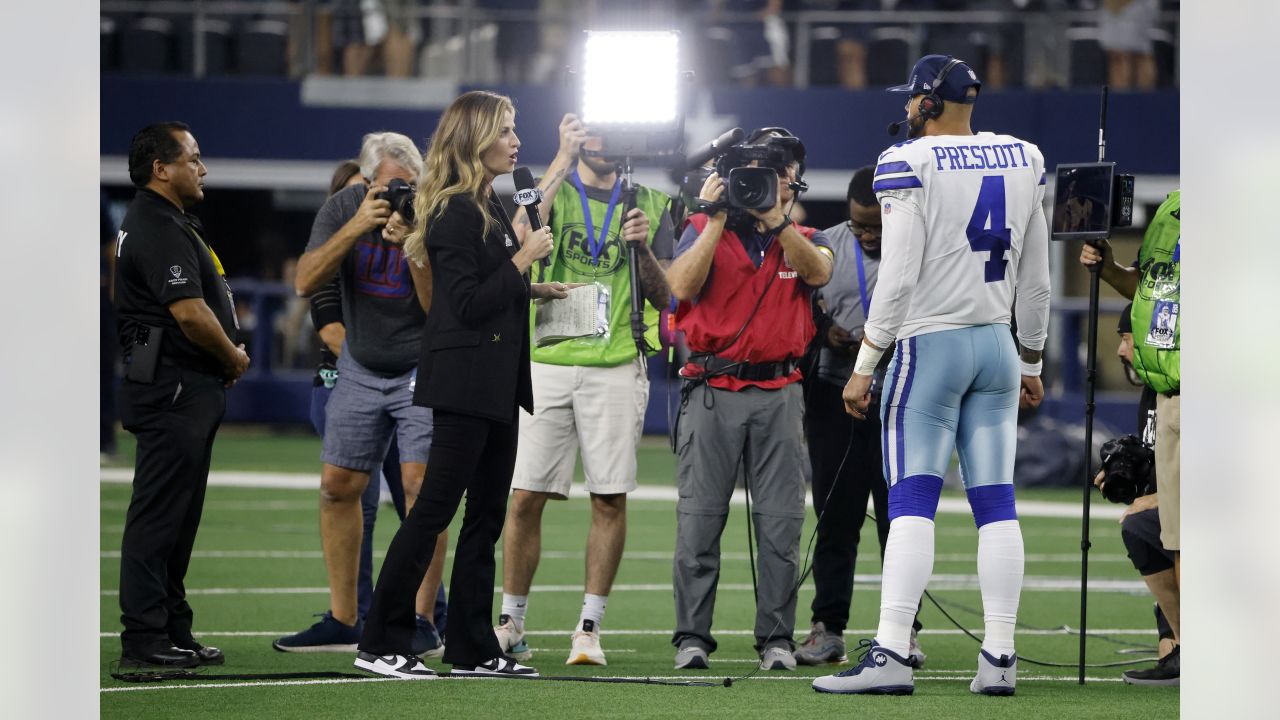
[405,91,515,265]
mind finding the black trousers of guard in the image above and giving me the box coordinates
[360,409,516,665]
[118,364,225,656]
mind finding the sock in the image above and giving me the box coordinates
[976,519,1024,657]
[579,593,607,628]
[876,516,935,657]
[501,594,528,626]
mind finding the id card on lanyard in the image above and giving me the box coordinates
[569,170,622,269]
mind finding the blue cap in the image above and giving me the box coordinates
[887,55,981,103]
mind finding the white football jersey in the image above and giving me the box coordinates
[863,131,1051,352]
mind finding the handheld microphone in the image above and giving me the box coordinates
[511,166,548,269]
[686,127,745,169]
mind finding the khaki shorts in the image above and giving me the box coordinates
[512,360,649,499]
[1155,393,1180,551]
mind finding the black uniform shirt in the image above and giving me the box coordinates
[115,188,238,376]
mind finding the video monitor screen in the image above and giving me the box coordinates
[1051,162,1114,242]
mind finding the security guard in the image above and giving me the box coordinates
[114,122,249,669]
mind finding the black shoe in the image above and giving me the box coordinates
[119,646,200,669]
[173,636,226,665]
[1122,645,1179,686]
[452,655,539,677]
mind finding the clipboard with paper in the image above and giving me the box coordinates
[533,283,610,347]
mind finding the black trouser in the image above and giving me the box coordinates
[118,364,225,656]
[804,380,891,635]
[360,409,517,665]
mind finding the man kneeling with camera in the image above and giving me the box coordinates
[1094,305,1178,686]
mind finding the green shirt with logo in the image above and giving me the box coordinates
[1130,190,1180,394]
[532,178,673,367]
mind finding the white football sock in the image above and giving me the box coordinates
[579,593,607,628]
[501,594,528,625]
[876,516,935,657]
[977,519,1024,657]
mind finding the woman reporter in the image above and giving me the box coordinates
[355,90,567,679]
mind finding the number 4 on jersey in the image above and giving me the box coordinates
[967,175,1012,283]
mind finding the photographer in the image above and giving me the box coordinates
[1079,190,1180,590]
[1093,305,1179,686]
[276,132,442,654]
[497,118,674,666]
[665,128,833,672]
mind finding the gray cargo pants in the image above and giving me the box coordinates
[671,381,807,654]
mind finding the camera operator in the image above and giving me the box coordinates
[277,132,442,654]
[665,128,833,672]
[1079,190,1180,590]
[115,122,249,669]
[1092,304,1179,685]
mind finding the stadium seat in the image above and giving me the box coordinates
[1066,28,1106,87]
[237,18,290,76]
[176,18,234,76]
[697,27,736,86]
[1151,28,1177,87]
[101,16,119,71]
[807,25,842,87]
[120,16,175,74]
[866,29,913,87]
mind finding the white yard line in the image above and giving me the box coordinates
[101,469,1121,520]
[99,627,1156,638]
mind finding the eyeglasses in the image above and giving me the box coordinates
[849,221,882,239]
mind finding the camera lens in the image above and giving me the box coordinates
[727,167,777,210]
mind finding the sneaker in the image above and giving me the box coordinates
[412,614,445,659]
[566,619,606,666]
[673,644,710,670]
[354,651,438,679]
[452,655,539,677]
[908,628,927,669]
[811,639,914,695]
[794,622,847,665]
[494,614,533,662]
[1122,645,1179,687]
[273,611,361,653]
[970,649,1017,696]
[759,645,796,671]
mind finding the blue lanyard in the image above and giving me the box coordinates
[854,237,870,318]
[569,170,622,266]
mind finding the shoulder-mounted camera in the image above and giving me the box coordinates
[1097,434,1155,505]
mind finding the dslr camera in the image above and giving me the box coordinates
[379,177,416,225]
[1097,434,1155,505]
[686,127,807,212]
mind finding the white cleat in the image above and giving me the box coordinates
[566,619,607,666]
[970,649,1017,696]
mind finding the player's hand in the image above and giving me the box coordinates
[621,208,649,245]
[698,172,727,218]
[519,226,554,262]
[826,324,857,355]
[1119,493,1158,522]
[1019,374,1044,410]
[1078,239,1113,269]
[557,113,588,158]
[350,184,391,235]
[225,343,250,387]
[382,212,411,244]
[842,373,873,420]
[532,281,570,299]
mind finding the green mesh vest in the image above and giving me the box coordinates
[1130,190,1180,394]
[531,181,670,367]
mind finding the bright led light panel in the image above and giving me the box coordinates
[581,31,679,126]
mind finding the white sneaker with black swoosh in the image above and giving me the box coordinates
[451,655,539,677]
[354,651,438,679]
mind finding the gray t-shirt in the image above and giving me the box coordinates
[305,184,425,376]
[816,221,881,389]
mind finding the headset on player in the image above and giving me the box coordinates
[888,56,977,136]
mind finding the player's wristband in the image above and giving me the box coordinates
[853,342,886,376]
[1019,359,1043,377]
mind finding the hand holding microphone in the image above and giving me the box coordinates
[512,166,551,269]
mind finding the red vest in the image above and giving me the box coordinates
[676,213,819,391]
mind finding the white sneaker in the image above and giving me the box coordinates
[970,649,1016,696]
[908,628,927,668]
[494,614,532,661]
[811,639,914,695]
[354,651,438,679]
[759,646,796,671]
[452,655,539,677]
[566,619,606,666]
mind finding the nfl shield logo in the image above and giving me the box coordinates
[884,203,892,215]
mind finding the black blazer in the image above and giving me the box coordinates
[413,191,533,424]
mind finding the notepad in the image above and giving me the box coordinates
[533,284,610,347]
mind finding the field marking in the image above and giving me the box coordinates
[97,549,1132,564]
[100,469,1121,521]
[101,674,1123,693]
[98,627,1157,639]
[98,575,1147,596]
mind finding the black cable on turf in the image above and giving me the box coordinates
[923,591,1154,651]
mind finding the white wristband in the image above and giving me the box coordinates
[853,342,886,376]
[1019,359,1043,377]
